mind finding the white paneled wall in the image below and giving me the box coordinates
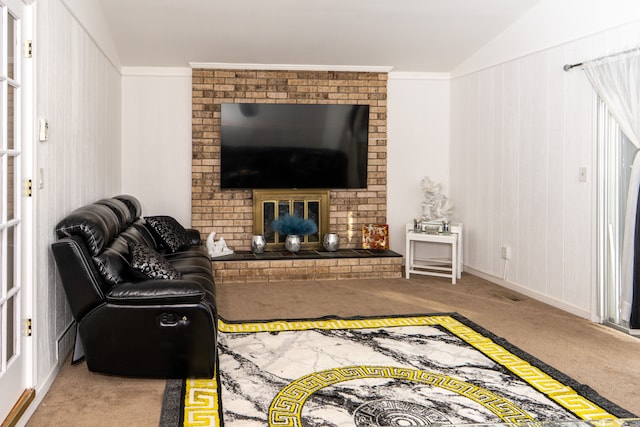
[450,20,640,319]
[387,74,450,254]
[35,0,121,387]
[121,69,193,225]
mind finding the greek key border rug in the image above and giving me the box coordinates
[160,313,636,426]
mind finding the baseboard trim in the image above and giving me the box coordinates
[464,266,592,320]
[1,389,35,427]
[13,348,71,427]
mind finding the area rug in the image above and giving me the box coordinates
[160,313,636,426]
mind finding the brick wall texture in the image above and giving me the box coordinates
[212,256,402,284]
[192,69,388,251]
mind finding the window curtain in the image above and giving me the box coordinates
[583,49,640,328]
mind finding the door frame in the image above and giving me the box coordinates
[0,0,35,424]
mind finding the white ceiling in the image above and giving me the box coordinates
[99,0,539,72]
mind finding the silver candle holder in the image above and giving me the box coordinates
[251,235,266,254]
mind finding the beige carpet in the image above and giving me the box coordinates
[26,273,640,426]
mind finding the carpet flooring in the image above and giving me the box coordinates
[26,274,640,426]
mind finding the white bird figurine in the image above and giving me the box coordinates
[206,232,216,256]
[206,231,233,257]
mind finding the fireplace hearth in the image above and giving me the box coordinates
[211,248,402,283]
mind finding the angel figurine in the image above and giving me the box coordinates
[420,177,454,221]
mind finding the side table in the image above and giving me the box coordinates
[405,222,463,284]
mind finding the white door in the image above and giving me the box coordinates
[0,0,31,422]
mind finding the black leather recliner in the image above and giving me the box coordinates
[51,195,216,378]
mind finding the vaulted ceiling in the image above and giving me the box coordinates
[99,0,538,72]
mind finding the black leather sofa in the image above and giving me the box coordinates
[51,195,216,378]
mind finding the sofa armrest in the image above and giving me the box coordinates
[185,228,202,246]
[106,280,205,305]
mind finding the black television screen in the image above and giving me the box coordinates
[220,103,369,189]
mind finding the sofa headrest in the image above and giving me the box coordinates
[95,198,135,225]
[56,204,122,256]
[114,195,142,218]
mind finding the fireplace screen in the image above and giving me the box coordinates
[253,189,329,250]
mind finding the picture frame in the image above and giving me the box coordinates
[362,224,389,250]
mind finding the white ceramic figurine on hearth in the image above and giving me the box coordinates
[206,231,234,258]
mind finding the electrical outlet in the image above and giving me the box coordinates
[501,245,511,260]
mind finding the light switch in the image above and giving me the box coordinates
[38,168,44,189]
[39,118,48,142]
[578,167,587,182]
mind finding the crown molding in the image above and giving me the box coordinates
[189,62,394,73]
[389,72,450,80]
[121,67,192,77]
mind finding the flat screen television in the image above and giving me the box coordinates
[220,103,369,189]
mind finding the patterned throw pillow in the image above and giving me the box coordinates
[144,216,190,252]
[128,242,181,280]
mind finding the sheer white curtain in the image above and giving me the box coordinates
[583,49,640,324]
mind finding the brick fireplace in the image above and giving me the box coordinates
[191,69,388,252]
